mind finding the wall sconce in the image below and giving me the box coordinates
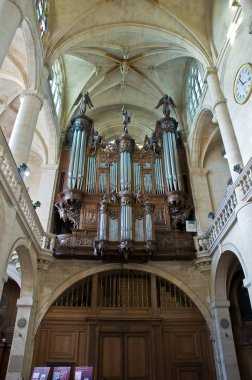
[230,0,240,6]
[18,163,30,178]
[233,164,242,174]
[221,148,227,159]
[32,201,41,210]
[208,212,215,219]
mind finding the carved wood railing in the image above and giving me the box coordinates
[0,127,55,253]
[195,156,252,256]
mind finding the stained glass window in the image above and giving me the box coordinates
[187,62,203,121]
[34,0,48,37]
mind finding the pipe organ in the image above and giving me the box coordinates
[55,107,195,261]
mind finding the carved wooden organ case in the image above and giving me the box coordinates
[54,113,195,261]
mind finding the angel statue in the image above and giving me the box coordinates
[122,106,131,133]
[155,94,176,117]
[74,91,94,116]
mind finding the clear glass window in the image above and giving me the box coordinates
[187,62,203,122]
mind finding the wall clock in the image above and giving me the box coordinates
[233,63,252,104]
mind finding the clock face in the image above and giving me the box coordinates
[234,63,252,104]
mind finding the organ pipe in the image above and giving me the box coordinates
[162,131,181,191]
[99,198,107,240]
[86,156,97,192]
[67,117,90,190]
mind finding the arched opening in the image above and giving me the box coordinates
[229,263,252,379]
[32,269,216,380]
[0,279,20,379]
[213,249,252,380]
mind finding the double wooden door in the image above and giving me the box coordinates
[99,331,150,380]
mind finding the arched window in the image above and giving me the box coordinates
[187,62,203,121]
[34,0,49,37]
[50,59,64,117]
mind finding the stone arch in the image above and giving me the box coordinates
[35,263,212,333]
[190,106,216,169]
[211,243,247,301]
[7,238,37,299]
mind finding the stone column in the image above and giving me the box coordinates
[236,201,252,305]
[239,0,252,33]
[9,91,43,166]
[206,68,242,180]
[36,164,59,231]
[0,273,8,300]
[190,168,213,232]
[0,0,22,68]
[210,299,241,380]
[5,295,36,380]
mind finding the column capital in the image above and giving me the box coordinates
[204,66,217,83]
[17,295,34,307]
[213,98,226,112]
[190,168,209,176]
[209,299,230,309]
[243,277,251,289]
[20,89,44,108]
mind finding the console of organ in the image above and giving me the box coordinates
[54,112,195,261]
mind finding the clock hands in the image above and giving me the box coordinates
[239,78,246,86]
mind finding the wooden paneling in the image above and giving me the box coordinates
[48,331,76,360]
[32,272,216,380]
[100,334,122,380]
[33,311,216,380]
[126,334,149,379]
[173,364,202,380]
[172,332,199,360]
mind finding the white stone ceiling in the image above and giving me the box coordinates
[46,0,213,142]
[0,0,215,145]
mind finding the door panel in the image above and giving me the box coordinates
[99,331,150,380]
[173,364,202,380]
[126,334,149,380]
[100,334,123,380]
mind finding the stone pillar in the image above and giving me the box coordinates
[206,68,242,180]
[239,0,252,33]
[9,91,43,166]
[236,201,252,305]
[190,168,213,231]
[210,299,241,380]
[0,272,8,300]
[36,164,59,231]
[5,295,36,380]
[0,0,22,68]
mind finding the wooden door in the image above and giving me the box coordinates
[98,332,150,380]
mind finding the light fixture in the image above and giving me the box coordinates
[32,201,41,209]
[18,163,30,178]
[233,164,242,174]
[208,212,215,220]
[221,148,227,159]
[230,0,240,7]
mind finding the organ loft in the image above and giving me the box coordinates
[54,95,195,261]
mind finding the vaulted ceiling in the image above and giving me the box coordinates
[0,0,216,145]
[46,0,214,142]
